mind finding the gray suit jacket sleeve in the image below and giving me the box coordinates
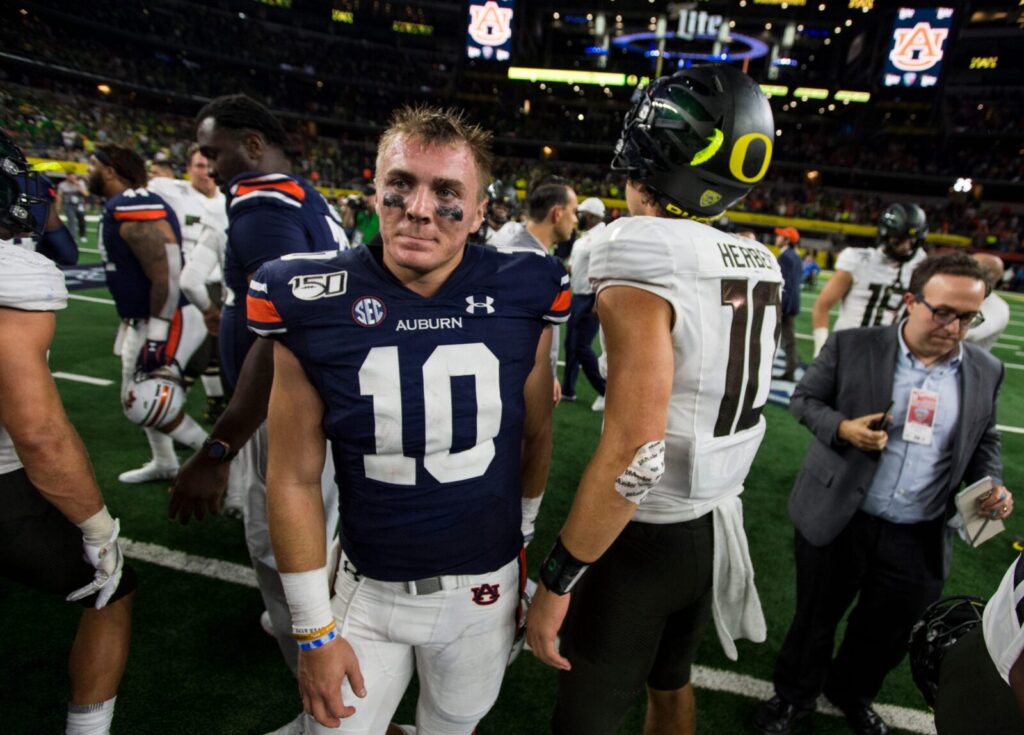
[960,349,1005,488]
[790,331,847,447]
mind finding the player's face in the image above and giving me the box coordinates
[85,157,106,198]
[196,118,251,192]
[902,274,986,359]
[554,188,578,242]
[376,134,485,281]
[888,236,912,257]
[187,151,217,196]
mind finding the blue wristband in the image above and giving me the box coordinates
[298,628,339,651]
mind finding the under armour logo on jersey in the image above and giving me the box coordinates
[342,559,362,582]
[466,295,495,315]
[352,296,387,327]
[471,583,501,605]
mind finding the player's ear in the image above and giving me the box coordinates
[471,195,486,232]
[242,131,264,162]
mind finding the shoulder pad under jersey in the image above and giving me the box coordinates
[0,244,68,311]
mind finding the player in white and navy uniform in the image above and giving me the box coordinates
[0,161,135,735]
[256,106,568,735]
[87,145,210,483]
[811,202,928,357]
[528,65,778,735]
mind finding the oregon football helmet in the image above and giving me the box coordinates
[0,131,48,237]
[486,179,518,226]
[611,63,774,219]
[908,595,985,708]
[878,202,929,262]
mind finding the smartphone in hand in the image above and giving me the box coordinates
[869,400,894,431]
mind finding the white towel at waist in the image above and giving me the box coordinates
[711,493,766,661]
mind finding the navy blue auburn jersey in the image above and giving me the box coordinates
[99,188,183,320]
[220,172,346,387]
[248,244,570,580]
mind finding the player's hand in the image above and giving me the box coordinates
[168,451,229,524]
[978,485,1014,520]
[837,413,889,452]
[138,338,170,373]
[553,379,562,406]
[66,518,124,609]
[203,306,221,336]
[298,636,366,728]
[526,583,572,671]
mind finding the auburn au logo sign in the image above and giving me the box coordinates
[468,1,512,47]
[889,22,949,72]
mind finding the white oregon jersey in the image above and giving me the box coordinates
[146,177,227,261]
[590,217,782,523]
[832,245,926,331]
[0,244,68,474]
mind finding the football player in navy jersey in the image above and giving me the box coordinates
[86,145,209,483]
[169,94,346,677]
[251,106,569,735]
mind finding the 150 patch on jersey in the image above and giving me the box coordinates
[289,271,348,301]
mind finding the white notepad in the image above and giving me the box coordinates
[955,476,1005,548]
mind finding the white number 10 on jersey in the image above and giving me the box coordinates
[359,343,503,485]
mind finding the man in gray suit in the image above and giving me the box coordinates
[755,252,1014,735]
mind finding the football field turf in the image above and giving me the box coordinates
[3,229,1022,734]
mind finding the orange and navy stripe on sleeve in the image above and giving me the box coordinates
[113,203,168,222]
[230,174,306,209]
[247,279,287,336]
[544,273,572,324]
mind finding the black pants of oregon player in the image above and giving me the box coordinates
[552,514,714,735]
[0,468,137,606]
[934,627,1024,734]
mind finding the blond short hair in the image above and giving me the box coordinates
[376,105,493,201]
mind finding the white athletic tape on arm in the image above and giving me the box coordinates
[813,327,829,358]
[146,317,170,341]
[521,494,543,545]
[280,567,334,632]
[76,505,116,545]
[614,440,666,504]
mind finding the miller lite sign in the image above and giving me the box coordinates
[882,7,954,88]
[466,0,514,62]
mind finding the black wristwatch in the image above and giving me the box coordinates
[202,437,237,462]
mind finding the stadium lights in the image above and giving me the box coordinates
[953,177,973,193]
[760,84,789,96]
[508,67,628,86]
[794,86,829,99]
[834,89,870,102]
[97,84,112,95]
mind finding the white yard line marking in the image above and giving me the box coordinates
[997,425,1024,435]
[120,538,257,588]
[52,371,113,386]
[121,536,936,732]
[691,667,936,733]
[78,247,102,254]
[68,294,116,305]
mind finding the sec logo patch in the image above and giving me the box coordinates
[352,296,386,327]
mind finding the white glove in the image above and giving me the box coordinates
[521,494,544,547]
[813,327,829,359]
[67,508,124,609]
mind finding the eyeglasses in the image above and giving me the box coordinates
[914,295,985,329]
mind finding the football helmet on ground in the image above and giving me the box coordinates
[908,595,985,707]
[123,368,186,429]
